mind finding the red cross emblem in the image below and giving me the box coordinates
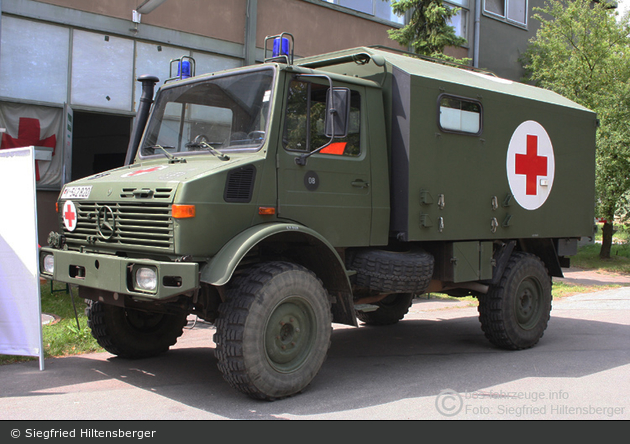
[62,200,78,232]
[515,135,547,196]
[1,117,57,181]
[506,121,555,211]
[121,165,167,177]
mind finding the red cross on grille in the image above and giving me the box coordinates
[515,134,547,196]
[64,203,76,230]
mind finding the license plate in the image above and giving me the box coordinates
[61,186,92,199]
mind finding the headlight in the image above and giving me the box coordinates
[43,255,55,274]
[135,267,157,291]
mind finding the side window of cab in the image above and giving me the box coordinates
[284,79,361,156]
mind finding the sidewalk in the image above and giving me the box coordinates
[409,267,630,312]
[554,267,630,287]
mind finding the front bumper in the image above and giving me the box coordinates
[39,247,199,301]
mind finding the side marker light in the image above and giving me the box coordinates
[259,207,276,215]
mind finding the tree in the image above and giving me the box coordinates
[522,0,630,259]
[387,0,467,60]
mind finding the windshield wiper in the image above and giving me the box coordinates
[149,145,186,163]
[198,141,230,161]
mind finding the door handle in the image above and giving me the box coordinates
[351,180,369,188]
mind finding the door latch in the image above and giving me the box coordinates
[351,180,369,188]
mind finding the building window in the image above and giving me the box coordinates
[446,1,469,40]
[484,0,527,26]
[322,0,405,24]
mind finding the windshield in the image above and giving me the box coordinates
[140,67,275,157]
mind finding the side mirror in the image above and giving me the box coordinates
[325,87,350,138]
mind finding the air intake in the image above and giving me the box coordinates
[224,165,256,203]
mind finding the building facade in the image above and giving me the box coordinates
[0,0,545,242]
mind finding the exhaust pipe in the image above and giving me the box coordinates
[125,75,159,165]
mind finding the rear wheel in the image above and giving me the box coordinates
[85,300,188,358]
[478,252,552,350]
[214,262,332,400]
[356,293,414,326]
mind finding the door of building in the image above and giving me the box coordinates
[71,112,131,180]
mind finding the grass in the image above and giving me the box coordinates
[570,223,630,274]
[0,282,103,366]
[571,243,630,274]
[424,281,619,307]
[2,231,629,365]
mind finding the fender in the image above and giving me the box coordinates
[200,222,357,325]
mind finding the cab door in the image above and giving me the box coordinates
[277,78,372,247]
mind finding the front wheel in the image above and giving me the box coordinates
[85,300,188,359]
[214,262,332,401]
[478,252,552,350]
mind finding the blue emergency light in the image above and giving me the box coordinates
[264,32,294,64]
[273,37,290,58]
[177,60,191,79]
[165,56,196,83]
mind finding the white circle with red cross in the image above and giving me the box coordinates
[62,200,78,232]
[506,120,555,211]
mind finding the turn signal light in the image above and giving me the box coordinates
[258,206,276,215]
[172,204,196,219]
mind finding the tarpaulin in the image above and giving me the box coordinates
[0,102,63,187]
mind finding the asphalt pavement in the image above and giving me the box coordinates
[1,269,629,421]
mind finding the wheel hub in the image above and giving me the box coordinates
[264,297,315,372]
[515,278,542,329]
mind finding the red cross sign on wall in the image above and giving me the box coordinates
[506,121,555,211]
[1,117,57,181]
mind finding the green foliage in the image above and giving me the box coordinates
[387,0,467,60]
[522,0,630,258]
[0,283,102,366]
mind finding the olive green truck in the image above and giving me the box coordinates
[40,36,596,400]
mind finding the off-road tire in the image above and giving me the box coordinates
[85,300,188,359]
[477,252,552,350]
[356,293,414,325]
[351,249,434,294]
[214,262,332,401]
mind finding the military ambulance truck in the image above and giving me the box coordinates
[40,35,596,400]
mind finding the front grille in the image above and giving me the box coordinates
[120,187,174,199]
[63,202,173,251]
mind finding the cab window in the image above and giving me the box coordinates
[284,80,361,156]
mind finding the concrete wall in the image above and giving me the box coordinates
[34,0,402,57]
[33,0,248,44]
[257,0,398,56]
